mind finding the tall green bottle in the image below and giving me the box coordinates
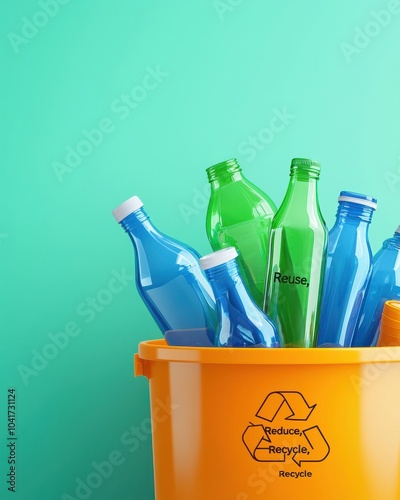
[263,158,328,347]
[205,158,277,308]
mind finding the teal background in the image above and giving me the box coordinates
[1,1,400,499]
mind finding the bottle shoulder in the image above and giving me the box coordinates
[132,227,202,264]
[373,244,400,269]
[273,192,325,225]
[382,237,400,251]
[216,283,278,346]
[272,207,327,231]
[209,179,277,214]
[368,257,400,289]
[328,222,372,244]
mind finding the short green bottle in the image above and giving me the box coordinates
[205,158,277,308]
[263,158,328,347]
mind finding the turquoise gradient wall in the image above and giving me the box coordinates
[1,1,400,499]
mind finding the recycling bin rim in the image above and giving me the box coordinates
[135,339,400,368]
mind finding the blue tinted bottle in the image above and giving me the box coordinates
[317,191,377,347]
[352,225,400,347]
[112,196,217,335]
[199,247,281,348]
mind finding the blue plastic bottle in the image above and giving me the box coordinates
[112,195,217,335]
[199,247,281,348]
[352,225,400,347]
[317,191,377,347]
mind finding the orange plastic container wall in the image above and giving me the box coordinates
[135,341,400,500]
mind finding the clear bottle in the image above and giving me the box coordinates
[205,158,277,308]
[263,158,328,347]
[112,196,217,335]
[199,247,281,348]
[352,226,400,347]
[317,191,377,347]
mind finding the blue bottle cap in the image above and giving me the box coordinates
[338,191,377,210]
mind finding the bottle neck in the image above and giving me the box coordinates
[204,260,248,301]
[335,201,375,225]
[207,158,244,188]
[284,170,319,207]
[120,208,158,243]
[384,231,400,250]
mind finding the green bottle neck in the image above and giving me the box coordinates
[281,171,320,211]
[206,158,244,188]
[290,163,320,181]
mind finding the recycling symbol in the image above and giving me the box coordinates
[242,391,330,467]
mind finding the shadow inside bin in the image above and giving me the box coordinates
[164,328,266,348]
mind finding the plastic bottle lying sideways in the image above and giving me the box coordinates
[376,300,400,346]
[352,225,400,347]
[317,191,377,347]
[205,158,277,309]
[112,196,217,337]
[199,247,282,348]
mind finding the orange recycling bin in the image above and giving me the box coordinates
[135,339,400,500]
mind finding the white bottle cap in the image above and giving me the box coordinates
[199,247,238,270]
[112,195,143,223]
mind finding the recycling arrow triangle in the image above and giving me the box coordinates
[242,391,330,468]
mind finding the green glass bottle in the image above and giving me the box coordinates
[205,158,277,308]
[263,158,328,347]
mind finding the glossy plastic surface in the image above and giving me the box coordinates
[135,339,400,500]
[264,159,327,347]
[203,250,281,347]
[317,192,376,347]
[352,231,400,346]
[119,206,217,333]
[206,158,276,308]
